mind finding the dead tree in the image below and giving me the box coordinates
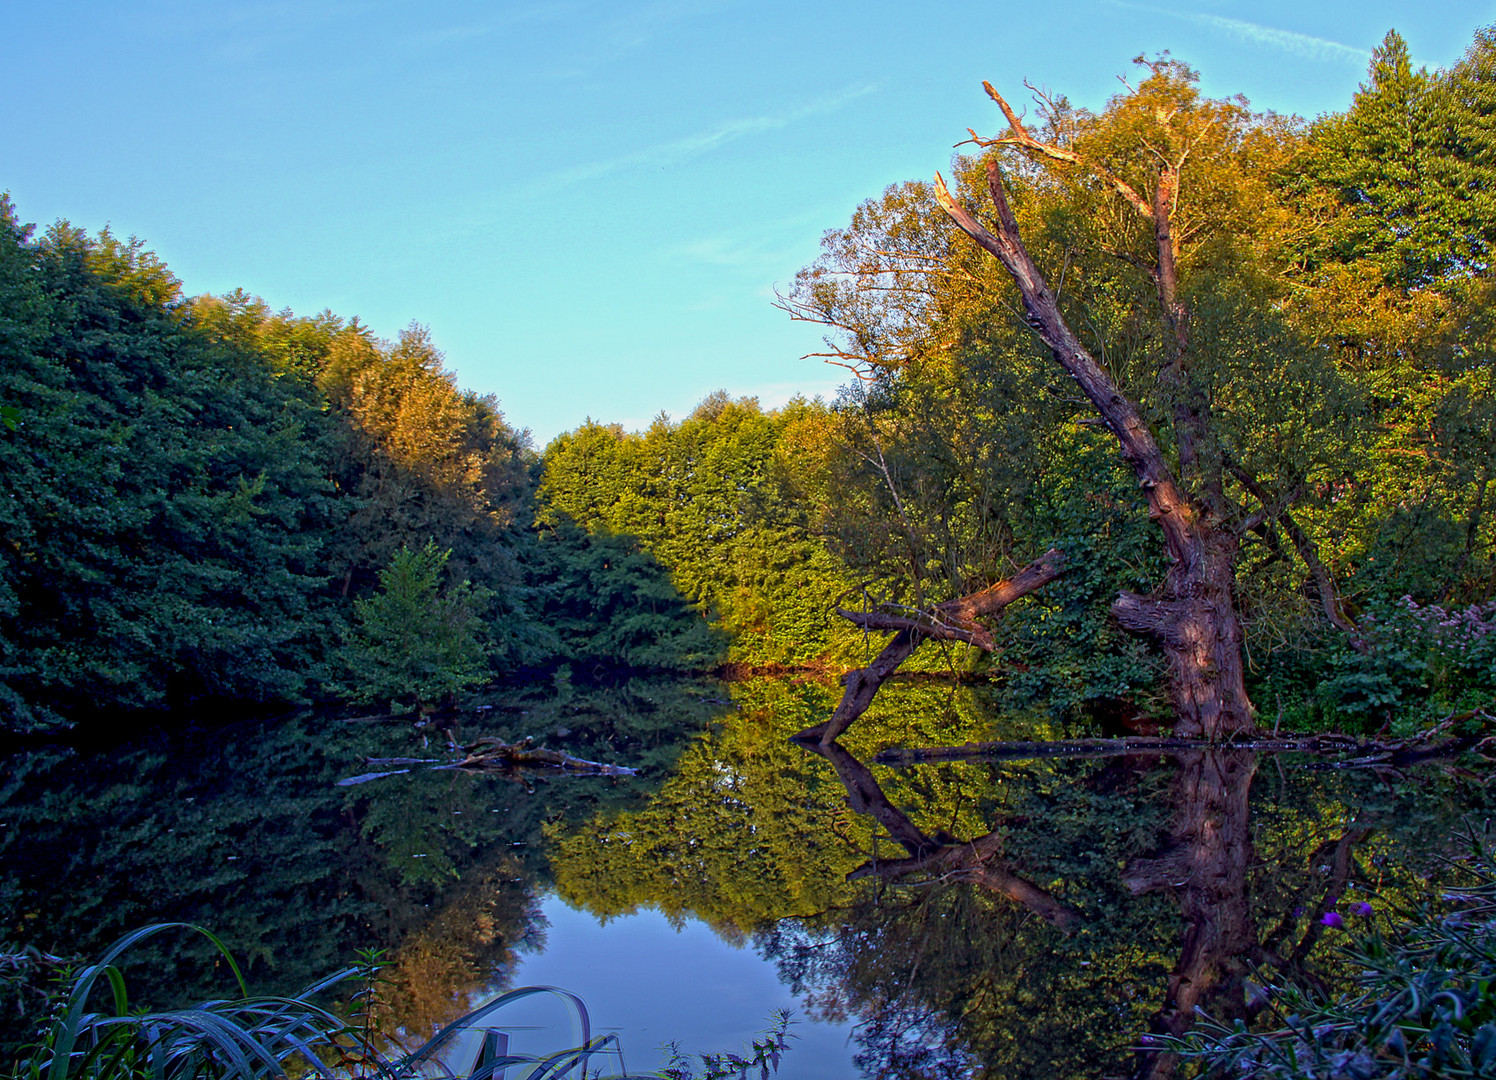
[932,80,1260,738]
[795,547,1066,745]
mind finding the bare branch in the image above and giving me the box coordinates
[933,167,1197,562]
[806,353,879,381]
[836,606,992,650]
[1100,245,1161,284]
[1227,458,1362,647]
[976,81,1155,221]
[795,548,1066,745]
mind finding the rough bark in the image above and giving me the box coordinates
[934,152,1255,738]
[795,548,1065,744]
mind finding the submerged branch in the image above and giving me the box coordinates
[339,737,640,785]
[452,737,640,776]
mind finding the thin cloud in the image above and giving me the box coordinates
[1102,1,1370,68]
[600,0,736,56]
[549,84,878,187]
[401,4,573,52]
[534,0,739,80]
[676,236,767,268]
[671,219,819,272]
[1182,13,1370,66]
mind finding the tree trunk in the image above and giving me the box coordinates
[934,159,1256,738]
[1111,529,1252,738]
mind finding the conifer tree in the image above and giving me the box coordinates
[340,542,488,714]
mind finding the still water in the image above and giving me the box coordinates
[1,673,1488,1077]
[507,897,856,1076]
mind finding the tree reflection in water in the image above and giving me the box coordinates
[8,675,1486,1076]
[806,739,1075,930]
[0,674,718,1055]
[1122,748,1261,1079]
[768,730,1482,1080]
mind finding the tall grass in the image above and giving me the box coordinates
[6,925,792,1080]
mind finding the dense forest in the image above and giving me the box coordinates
[2,29,1494,740]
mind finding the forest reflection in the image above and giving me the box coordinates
[554,677,1490,1077]
[761,727,1474,1079]
[1,676,1489,1076]
[795,740,1264,1078]
[0,674,722,1054]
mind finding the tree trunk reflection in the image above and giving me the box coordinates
[794,735,1386,1078]
[1122,748,1259,1079]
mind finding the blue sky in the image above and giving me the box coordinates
[5,1,1494,446]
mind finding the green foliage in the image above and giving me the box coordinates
[0,196,539,733]
[770,34,1496,727]
[525,520,723,673]
[1315,598,1496,732]
[339,543,489,712]
[0,205,348,729]
[536,397,865,670]
[9,27,1496,738]
[1307,30,1496,289]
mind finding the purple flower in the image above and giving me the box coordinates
[1351,901,1374,917]
[1320,912,1345,929]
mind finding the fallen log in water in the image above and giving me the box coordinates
[451,736,639,776]
[873,733,1480,767]
[338,737,638,786]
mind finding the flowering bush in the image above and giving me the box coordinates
[1317,597,1496,730]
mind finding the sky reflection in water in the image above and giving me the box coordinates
[506,894,857,1078]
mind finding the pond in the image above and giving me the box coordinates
[1,674,1489,1078]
